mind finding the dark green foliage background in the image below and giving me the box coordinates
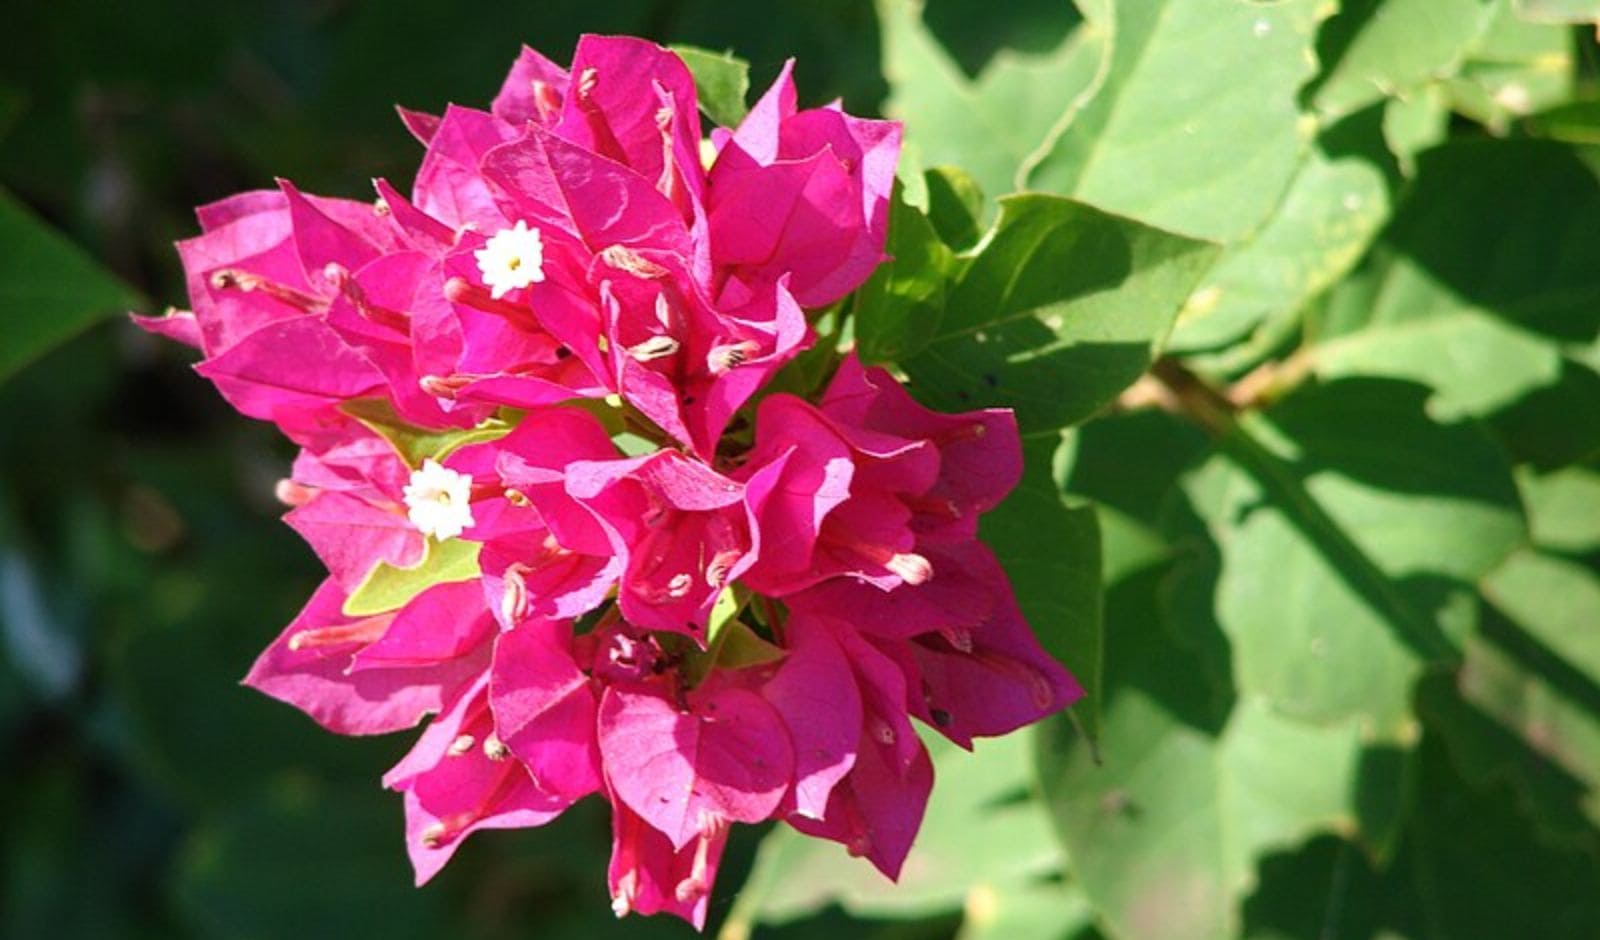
[2,2,1598,939]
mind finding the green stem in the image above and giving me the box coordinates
[1150,359,1457,663]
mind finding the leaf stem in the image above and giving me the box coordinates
[1148,358,1457,663]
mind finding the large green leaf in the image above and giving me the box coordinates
[1026,0,1326,242]
[900,195,1218,433]
[1518,464,1600,554]
[670,45,750,129]
[342,537,481,617]
[955,880,1093,940]
[1170,105,1400,353]
[1309,0,1498,120]
[1179,378,1526,733]
[1514,0,1600,22]
[1401,735,1600,938]
[729,729,1062,927]
[981,432,1103,739]
[876,0,1107,204]
[1449,551,1600,833]
[1308,309,1562,419]
[852,184,956,364]
[1442,0,1575,132]
[0,188,141,382]
[1328,139,1600,344]
[1487,357,1600,470]
[1035,565,1403,940]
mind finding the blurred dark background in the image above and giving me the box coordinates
[0,2,1079,938]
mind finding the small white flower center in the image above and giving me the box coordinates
[402,458,475,540]
[473,220,546,300]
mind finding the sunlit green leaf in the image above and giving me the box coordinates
[1027,0,1326,242]
[1310,0,1498,120]
[1178,378,1526,733]
[901,195,1219,433]
[733,729,1061,927]
[852,184,955,364]
[877,0,1107,205]
[1036,565,1405,940]
[343,538,480,617]
[671,45,751,129]
[1171,106,1399,353]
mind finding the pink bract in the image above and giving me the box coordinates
[136,34,1079,931]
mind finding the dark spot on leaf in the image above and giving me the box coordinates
[983,373,998,387]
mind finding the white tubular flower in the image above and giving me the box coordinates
[474,220,546,299]
[402,459,476,540]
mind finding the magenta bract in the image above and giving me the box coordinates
[137,34,1079,931]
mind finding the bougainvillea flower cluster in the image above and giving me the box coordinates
[136,35,1081,928]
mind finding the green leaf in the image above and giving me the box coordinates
[1035,564,1403,940]
[877,0,1108,203]
[852,184,955,364]
[1486,357,1600,470]
[982,432,1103,741]
[731,729,1063,927]
[956,880,1093,940]
[1026,0,1327,242]
[1309,0,1498,120]
[704,585,744,648]
[1402,735,1600,937]
[1518,464,1600,554]
[1326,139,1600,344]
[1308,309,1563,419]
[1178,378,1527,733]
[901,195,1219,433]
[0,188,142,382]
[342,537,480,617]
[1441,1,1575,132]
[1170,105,1400,353]
[1417,551,1600,841]
[1514,0,1600,22]
[670,45,750,129]
[1383,85,1451,175]
[923,165,986,252]
[341,399,511,469]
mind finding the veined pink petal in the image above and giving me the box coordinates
[598,682,793,850]
[488,618,603,800]
[565,451,756,636]
[481,124,692,256]
[283,490,424,593]
[411,104,519,231]
[492,44,570,127]
[388,677,571,884]
[893,543,1083,747]
[555,35,704,205]
[760,617,861,819]
[607,799,728,928]
[193,317,386,431]
[789,724,933,881]
[243,579,489,736]
[823,353,1023,540]
[352,580,496,672]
